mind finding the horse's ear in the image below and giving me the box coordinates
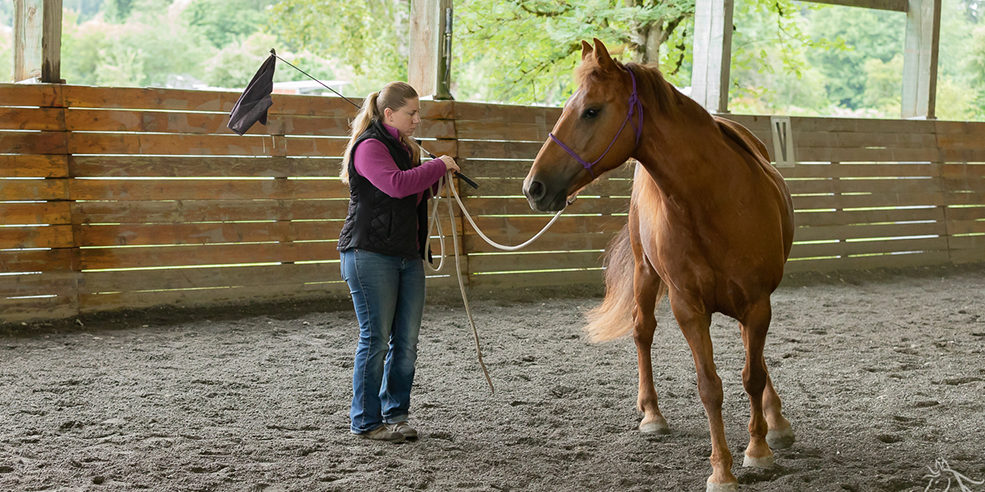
[592,38,616,71]
[581,40,593,61]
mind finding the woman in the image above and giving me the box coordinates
[337,82,459,442]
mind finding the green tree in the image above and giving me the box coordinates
[268,0,411,96]
[805,6,904,110]
[183,0,275,48]
[61,6,211,86]
[730,0,831,115]
[860,54,901,116]
[967,24,985,118]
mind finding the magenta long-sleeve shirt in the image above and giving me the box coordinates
[353,123,446,202]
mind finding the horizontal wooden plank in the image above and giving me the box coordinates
[457,176,632,198]
[805,0,907,12]
[461,197,629,216]
[947,218,985,235]
[454,102,561,124]
[0,202,71,225]
[0,84,62,107]
[0,248,77,272]
[0,179,69,200]
[792,146,941,162]
[0,154,69,178]
[778,163,938,179]
[794,221,946,242]
[790,236,948,258]
[70,156,341,178]
[0,294,78,323]
[942,177,985,194]
[65,109,355,137]
[941,163,985,179]
[78,221,343,247]
[793,130,937,150]
[74,199,350,224]
[63,86,232,111]
[77,282,349,314]
[80,242,339,270]
[0,107,65,131]
[458,140,544,160]
[469,250,604,272]
[469,269,603,290]
[81,262,340,293]
[68,132,350,157]
[793,207,944,227]
[455,120,553,141]
[0,131,68,154]
[465,214,626,238]
[786,177,941,195]
[0,271,78,297]
[420,100,455,119]
[783,250,951,273]
[461,159,637,179]
[792,191,947,209]
[0,225,74,249]
[464,231,615,254]
[70,179,348,201]
[61,86,362,118]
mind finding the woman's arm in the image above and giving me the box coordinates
[353,139,447,198]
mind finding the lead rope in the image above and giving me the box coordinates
[425,170,566,394]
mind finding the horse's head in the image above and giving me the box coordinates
[523,38,642,212]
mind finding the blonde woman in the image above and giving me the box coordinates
[337,82,459,442]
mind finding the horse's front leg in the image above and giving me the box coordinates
[632,260,668,434]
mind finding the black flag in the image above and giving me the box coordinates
[227,54,276,135]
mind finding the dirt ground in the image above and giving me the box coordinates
[1,264,984,491]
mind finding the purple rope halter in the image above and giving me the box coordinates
[548,66,644,178]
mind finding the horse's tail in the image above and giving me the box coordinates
[585,224,637,342]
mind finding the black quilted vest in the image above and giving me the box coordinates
[337,120,430,260]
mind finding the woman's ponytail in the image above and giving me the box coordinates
[340,91,380,184]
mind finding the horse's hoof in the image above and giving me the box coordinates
[743,452,775,468]
[766,425,795,449]
[706,479,739,492]
[639,416,670,434]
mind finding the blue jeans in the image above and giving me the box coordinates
[340,248,425,434]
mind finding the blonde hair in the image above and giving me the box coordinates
[340,82,421,184]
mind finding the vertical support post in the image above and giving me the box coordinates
[901,0,940,119]
[42,0,63,83]
[13,0,61,83]
[690,0,734,114]
[13,0,43,82]
[410,0,454,100]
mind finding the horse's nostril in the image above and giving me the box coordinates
[526,180,545,201]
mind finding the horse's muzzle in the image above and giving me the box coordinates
[522,176,567,212]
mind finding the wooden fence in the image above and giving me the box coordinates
[1,84,983,323]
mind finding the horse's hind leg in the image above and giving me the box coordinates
[738,300,775,468]
[763,371,795,449]
[672,298,736,491]
[632,259,669,434]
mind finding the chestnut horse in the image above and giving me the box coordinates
[523,39,796,491]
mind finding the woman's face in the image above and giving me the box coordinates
[384,97,421,137]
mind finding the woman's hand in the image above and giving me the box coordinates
[438,155,460,173]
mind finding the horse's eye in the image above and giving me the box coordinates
[582,108,600,119]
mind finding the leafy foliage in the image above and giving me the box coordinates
[3,0,983,119]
